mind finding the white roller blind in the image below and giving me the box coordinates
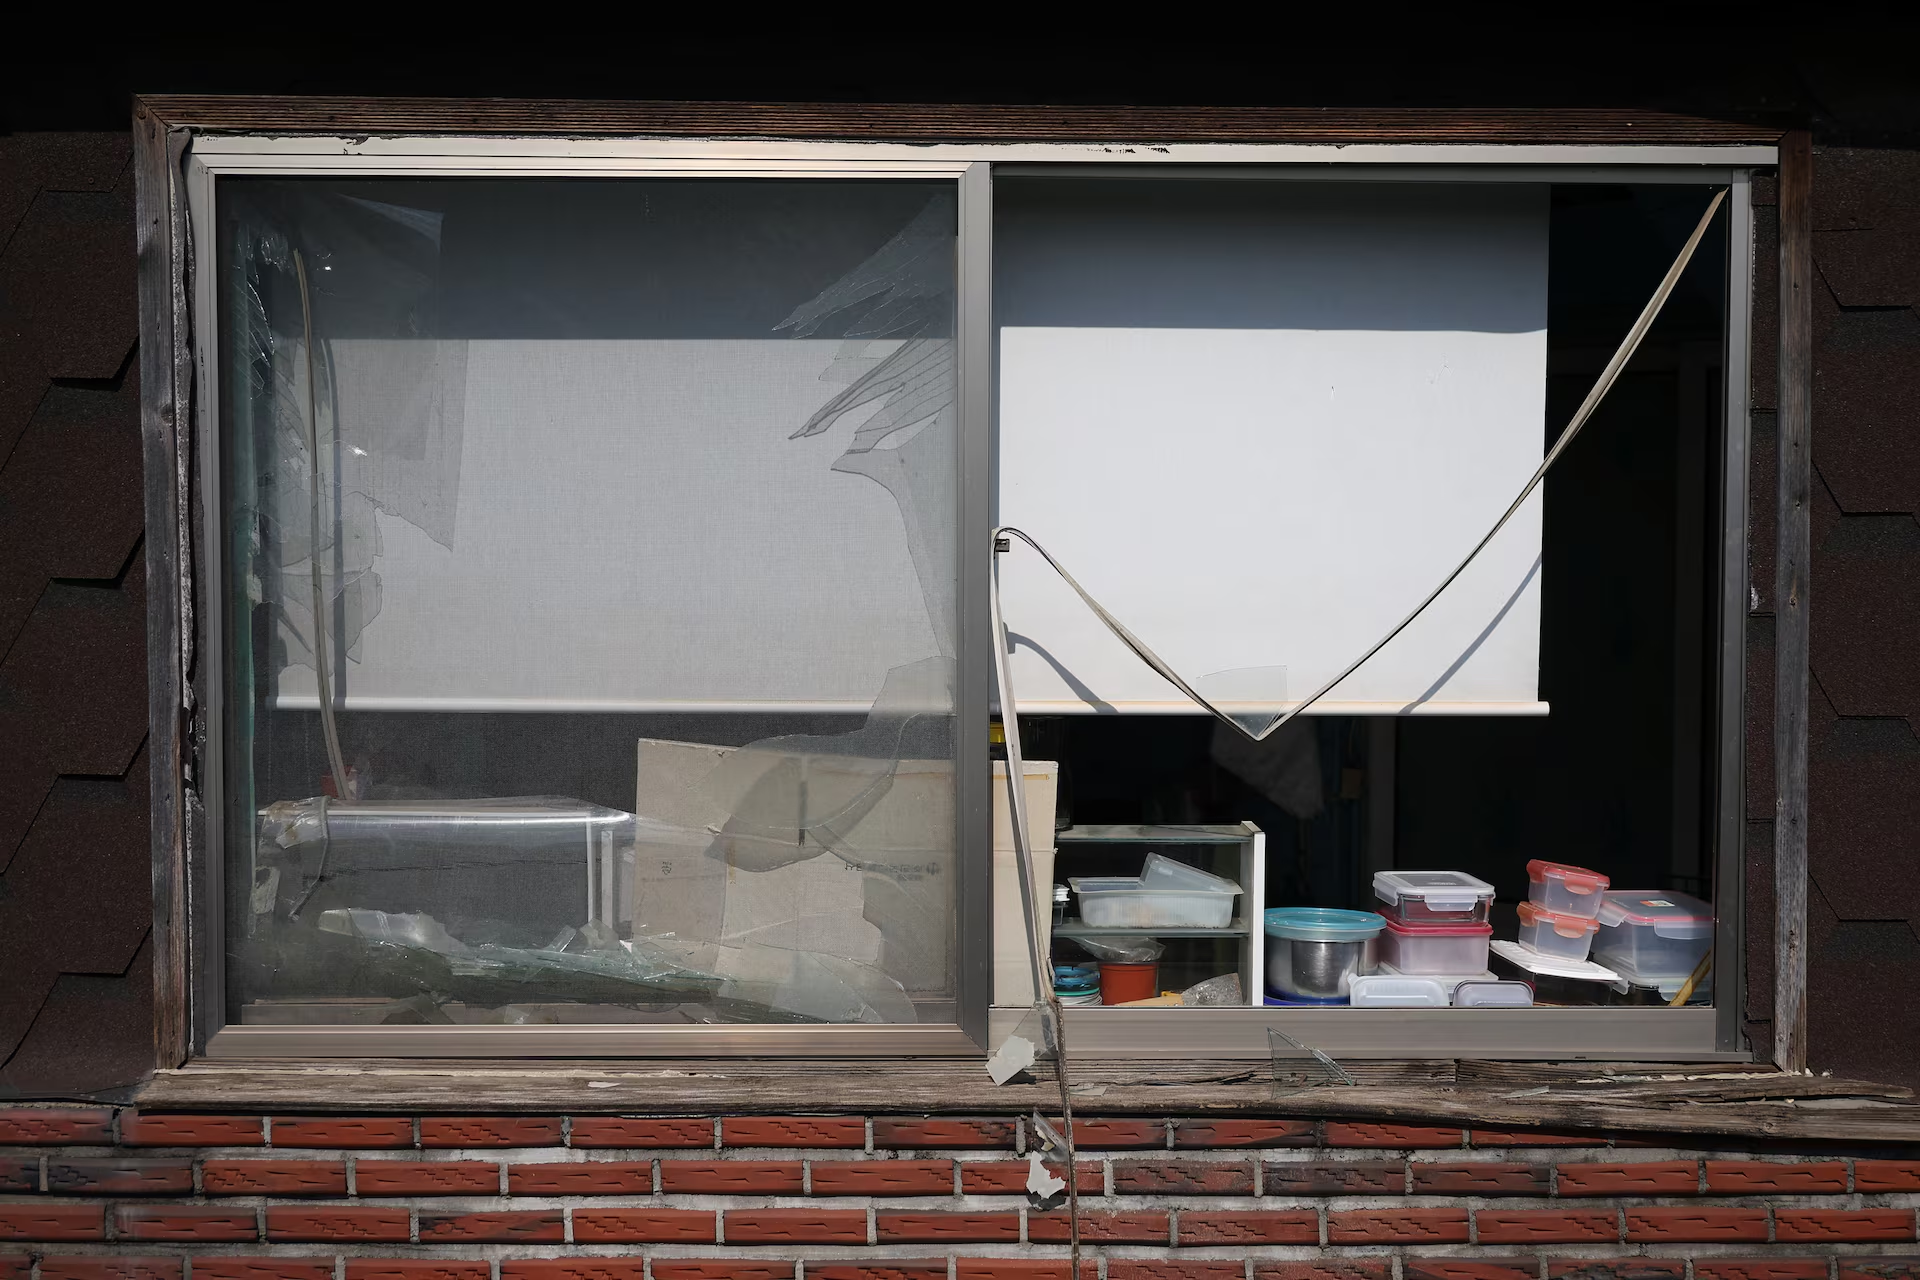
[273,339,951,711]
[994,180,1551,715]
[259,182,962,715]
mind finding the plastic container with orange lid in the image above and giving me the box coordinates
[1526,859,1610,920]
[1515,900,1602,962]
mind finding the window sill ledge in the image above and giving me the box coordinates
[135,1057,1920,1145]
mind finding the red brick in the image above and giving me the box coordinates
[501,1264,648,1280]
[1557,1161,1700,1195]
[1324,1123,1463,1149]
[1624,1207,1770,1242]
[346,1265,492,1280]
[508,1160,653,1194]
[0,1206,104,1241]
[724,1209,867,1244]
[1110,1264,1245,1280]
[1029,1211,1170,1243]
[574,1208,718,1243]
[1172,1119,1316,1148]
[355,1159,500,1195]
[0,1107,114,1144]
[957,1261,1097,1280]
[1777,1210,1916,1242]
[117,1206,256,1242]
[1694,1263,1829,1280]
[876,1212,1020,1243]
[661,1160,805,1194]
[809,1160,953,1195]
[420,1117,563,1147]
[190,1261,334,1280]
[266,1206,410,1242]
[1056,1118,1163,1148]
[1858,1163,1920,1192]
[0,1257,26,1280]
[0,1159,32,1192]
[1406,1264,1542,1280]
[651,1265,793,1280]
[202,1159,348,1196]
[569,1117,713,1148]
[1546,1264,1685,1280]
[1263,1161,1404,1195]
[1177,1210,1318,1245]
[119,1114,264,1147]
[1706,1160,1849,1193]
[959,1160,1102,1194]
[1471,1129,1600,1147]
[873,1118,1016,1149]
[723,1117,865,1148]
[1328,1208,1470,1244]
[1839,1261,1920,1280]
[1254,1265,1390,1280]
[417,1211,565,1242]
[807,1265,945,1280]
[1475,1209,1619,1244]
[46,1158,193,1195]
[38,1261,183,1280]
[272,1117,414,1148]
[1411,1162,1549,1195]
[1112,1158,1254,1195]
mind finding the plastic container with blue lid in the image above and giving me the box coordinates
[1263,908,1385,1000]
[1263,907,1387,940]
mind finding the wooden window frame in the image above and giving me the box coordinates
[132,96,1802,1078]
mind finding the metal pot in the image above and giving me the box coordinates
[1263,908,1386,1001]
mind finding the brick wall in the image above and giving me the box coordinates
[3,1107,1918,1280]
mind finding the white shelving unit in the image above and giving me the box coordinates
[1048,822,1266,1007]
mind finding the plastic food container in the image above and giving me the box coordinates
[1349,973,1449,1007]
[1372,869,1495,924]
[1594,891,1713,978]
[1264,908,1384,1000]
[1453,978,1534,1007]
[1526,860,1610,919]
[1070,855,1241,929]
[1378,915,1493,975]
[1516,900,1602,961]
[1606,967,1713,1006]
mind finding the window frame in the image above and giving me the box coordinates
[139,111,1776,1065]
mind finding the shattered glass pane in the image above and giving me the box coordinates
[221,178,960,1027]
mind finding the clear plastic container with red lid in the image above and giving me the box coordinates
[1594,890,1713,978]
[1377,914,1493,975]
[1526,859,1610,919]
[1515,900,1602,962]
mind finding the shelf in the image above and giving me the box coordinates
[1054,918,1252,939]
[1056,824,1254,844]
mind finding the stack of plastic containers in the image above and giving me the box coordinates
[1371,870,1495,988]
[1070,853,1242,929]
[1594,890,1714,1001]
[1515,860,1610,961]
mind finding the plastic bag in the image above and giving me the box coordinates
[1071,935,1165,964]
[1180,973,1244,1006]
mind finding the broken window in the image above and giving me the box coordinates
[219,178,963,1027]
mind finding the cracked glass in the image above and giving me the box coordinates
[218,177,961,1027]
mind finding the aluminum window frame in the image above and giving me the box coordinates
[162,132,1766,1062]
